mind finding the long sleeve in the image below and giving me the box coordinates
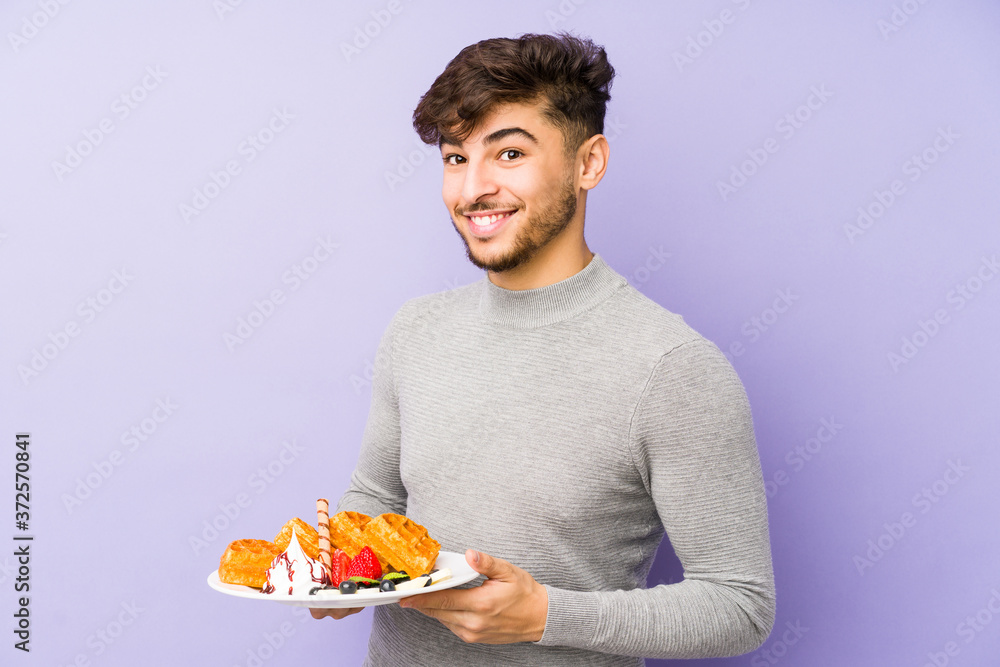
[347,256,776,665]
[537,339,776,658]
[336,313,408,518]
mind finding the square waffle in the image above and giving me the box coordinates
[218,539,282,588]
[361,513,440,577]
[329,510,392,572]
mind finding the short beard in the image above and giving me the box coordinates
[453,171,578,274]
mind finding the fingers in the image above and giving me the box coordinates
[400,588,468,612]
[405,600,506,645]
[466,549,516,581]
[309,606,363,620]
[403,600,481,638]
[437,616,492,644]
[400,554,548,644]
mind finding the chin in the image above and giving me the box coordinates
[467,245,534,274]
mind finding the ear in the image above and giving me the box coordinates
[577,134,609,191]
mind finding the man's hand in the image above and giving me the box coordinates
[310,606,363,620]
[398,549,548,644]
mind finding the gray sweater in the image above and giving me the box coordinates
[338,253,776,665]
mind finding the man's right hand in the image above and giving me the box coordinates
[310,607,363,620]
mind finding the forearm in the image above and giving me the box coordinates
[539,573,774,658]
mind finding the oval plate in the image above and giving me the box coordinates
[207,551,480,608]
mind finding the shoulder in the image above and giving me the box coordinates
[593,274,746,400]
[602,277,719,361]
[387,278,483,334]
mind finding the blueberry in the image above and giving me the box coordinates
[339,580,358,594]
[379,580,396,592]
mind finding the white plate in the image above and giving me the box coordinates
[207,551,480,608]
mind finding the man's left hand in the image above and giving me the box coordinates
[399,549,548,644]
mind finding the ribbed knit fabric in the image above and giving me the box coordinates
[338,253,776,666]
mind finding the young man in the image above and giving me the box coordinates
[313,33,776,665]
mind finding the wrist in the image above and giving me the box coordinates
[529,581,549,642]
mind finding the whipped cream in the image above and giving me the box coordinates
[262,532,330,595]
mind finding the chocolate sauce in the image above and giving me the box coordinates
[262,549,330,595]
[262,552,293,594]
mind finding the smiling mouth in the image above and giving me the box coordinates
[466,210,516,227]
[463,209,517,240]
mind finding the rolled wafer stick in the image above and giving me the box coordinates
[316,498,332,580]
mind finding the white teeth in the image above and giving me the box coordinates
[471,212,510,226]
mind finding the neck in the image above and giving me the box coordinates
[487,237,594,291]
[479,251,623,329]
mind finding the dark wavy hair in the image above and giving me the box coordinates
[412,32,615,159]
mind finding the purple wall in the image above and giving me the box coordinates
[3,1,998,665]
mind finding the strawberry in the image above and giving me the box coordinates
[332,549,352,585]
[346,545,382,580]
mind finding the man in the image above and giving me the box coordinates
[312,32,776,665]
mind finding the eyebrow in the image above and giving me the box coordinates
[440,126,539,149]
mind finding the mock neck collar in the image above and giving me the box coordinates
[478,253,625,329]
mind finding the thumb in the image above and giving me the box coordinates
[466,549,515,581]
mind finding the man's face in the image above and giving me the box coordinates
[440,102,580,274]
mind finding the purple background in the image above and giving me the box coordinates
[2,1,999,665]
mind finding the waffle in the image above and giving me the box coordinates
[361,513,440,577]
[218,539,282,588]
[329,510,393,571]
[273,518,321,560]
[329,511,369,555]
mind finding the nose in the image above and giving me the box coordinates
[460,159,499,207]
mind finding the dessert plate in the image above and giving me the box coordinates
[207,550,480,608]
